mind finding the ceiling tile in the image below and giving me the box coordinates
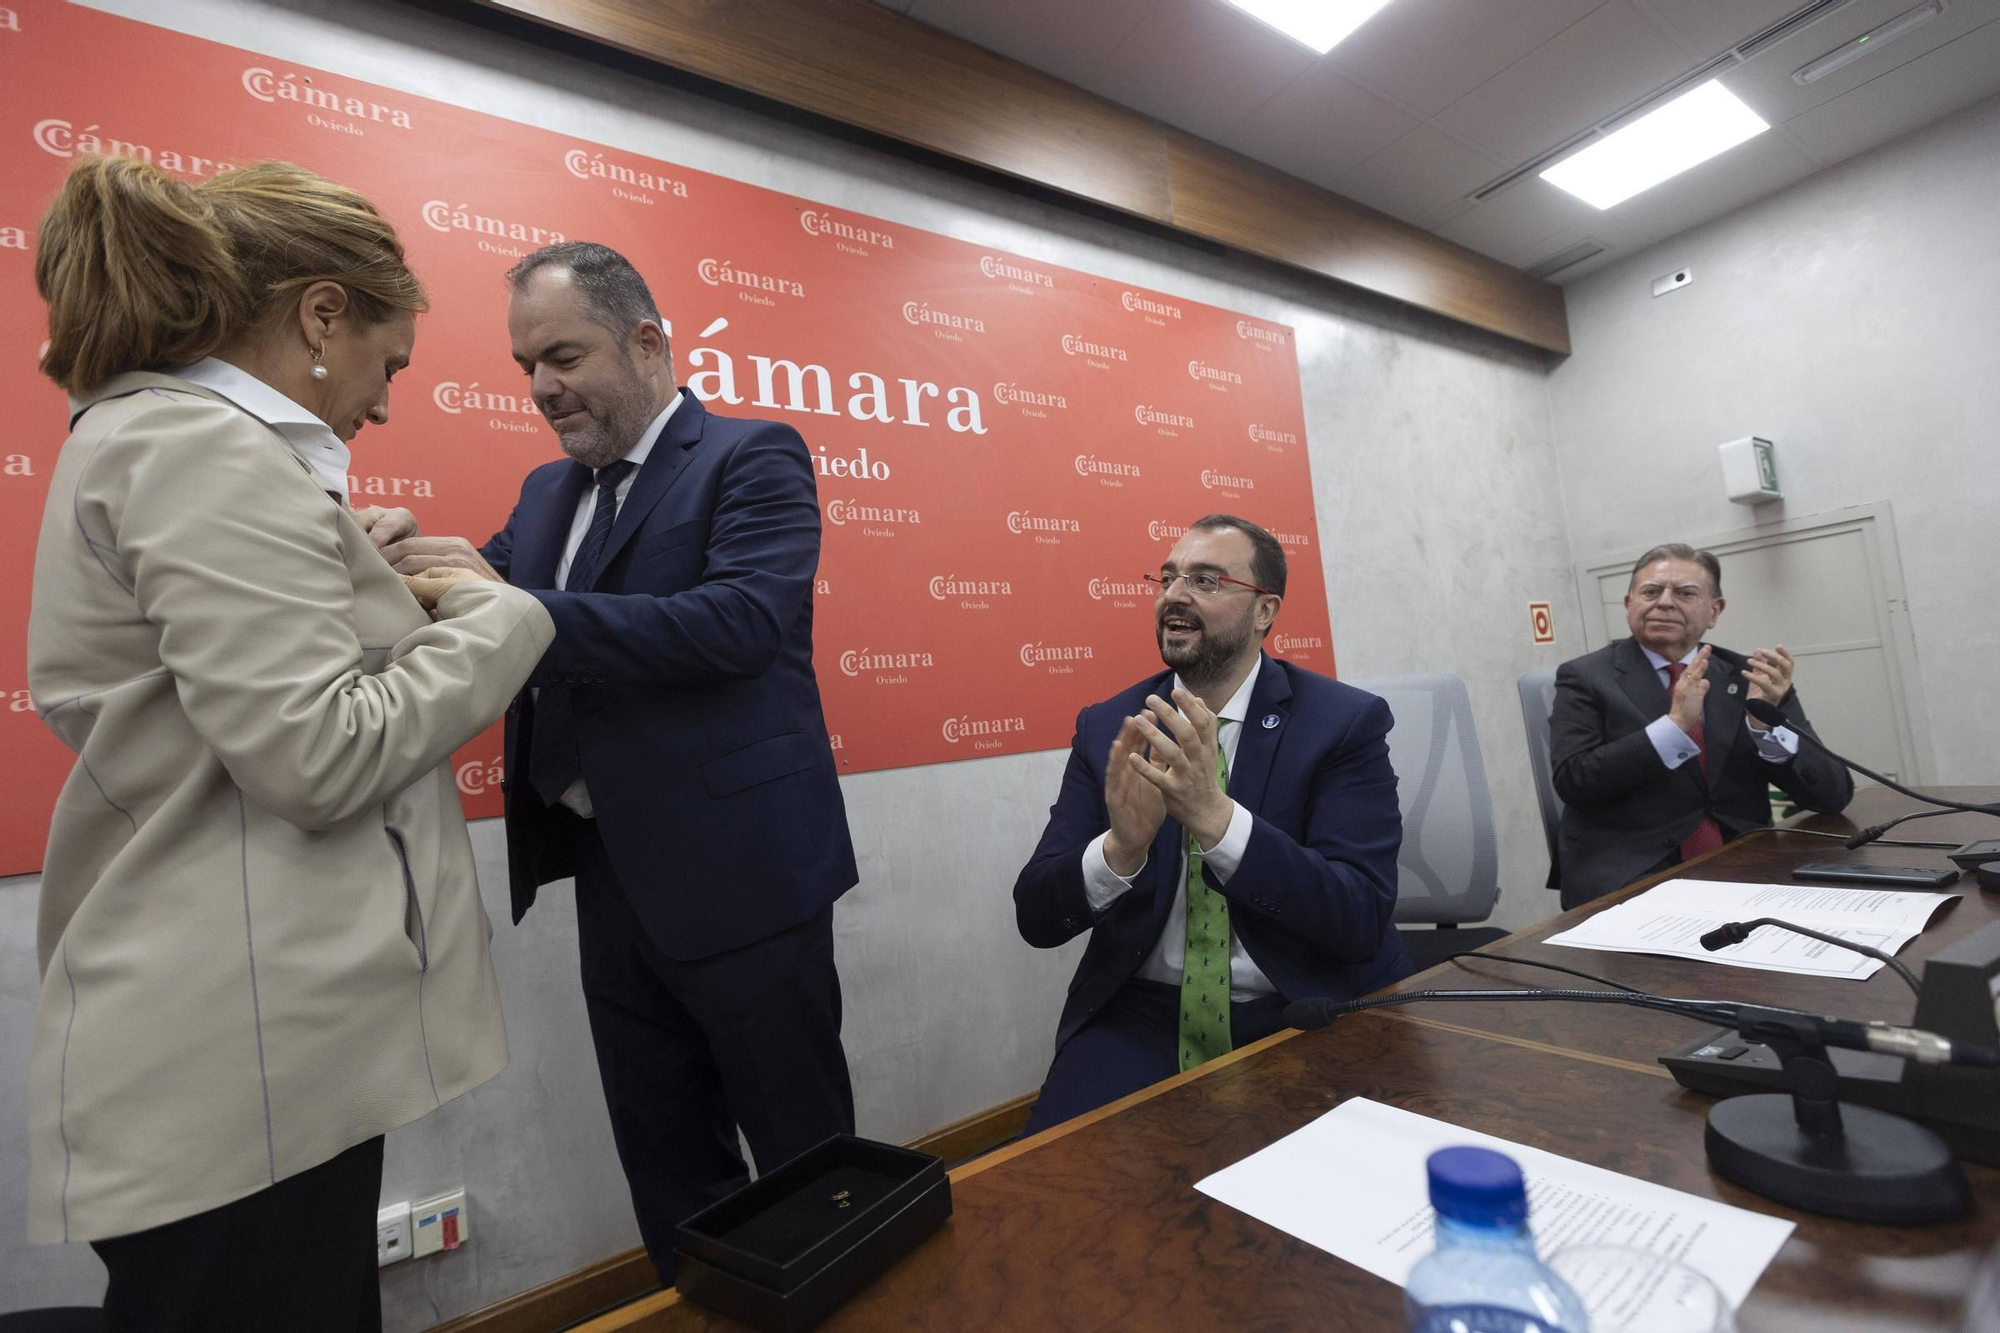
[901,0,1166,89]
[1331,123,1507,225]
[1783,16,2000,162]
[1434,179,1611,266]
[1212,61,1420,188]
[1087,0,1321,143]
[1327,0,1609,117]
[1631,0,1814,55]
[1720,0,2000,134]
[1432,1,1696,164]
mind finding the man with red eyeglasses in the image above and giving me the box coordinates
[1013,514,1410,1131]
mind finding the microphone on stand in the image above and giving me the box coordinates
[1697,916,1921,995]
[1744,698,2000,825]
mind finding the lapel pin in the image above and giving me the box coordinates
[1727,683,1739,695]
[1261,713,1280,729]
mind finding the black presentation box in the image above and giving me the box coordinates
[673,1134,953,1332]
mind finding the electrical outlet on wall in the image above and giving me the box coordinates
[411,1189,469,1258]
[376,1201,412,1267]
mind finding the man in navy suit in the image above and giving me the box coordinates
[372,242,856,1281]
[1014,515,1408,1134]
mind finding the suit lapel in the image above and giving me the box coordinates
[1613,637,1669,717]
[587,394,705,588]
[513,463,590,591]
[1702,645,1745,774]
[1226,656,1290,817]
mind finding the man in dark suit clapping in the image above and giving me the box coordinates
[1551,542,1853,908]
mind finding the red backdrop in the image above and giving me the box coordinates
[0,0,1331,876]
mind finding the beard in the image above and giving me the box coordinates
[1156,603,1255,691]
[542,371,656,471]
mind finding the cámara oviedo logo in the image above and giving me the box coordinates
[454,755,503,796]
[839,647,935,681]
[1249,423,1298,450]
[1060,333,1129,367]
[902,301,986,338]
[687,317,985,435]
[1121,291,1183,322]
[929,575,1013,604]
[979,255,1054,291]
[1200,468,1255,492]
[422,201,566,258]
[565,148,688,204]
[1188,359,1243,390]
[432,380,541,435]
[941,714,1025,748]
[32,121,235,177]
[1134,404,1194,433]
[799,207,896,255]
[698,257,803,303]
[1087,577,1151,604]
[1019,642,1095,674]
[242,67,413,131]
[825,498,920,537]
[993,382,1067,415]
[1274,633,1325,655]
[1147,520,1189,544]
[1235,319,1291,350]
[1006,511,1081,545]
[1075,454,1140,486]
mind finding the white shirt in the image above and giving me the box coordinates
[1080,655,1273,1000]
[545,393,682,817]
[1640,643,1798,770]
[174,357,352,503]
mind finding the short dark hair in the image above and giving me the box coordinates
[1191,514,1287,599]
[505,240,663,343]
[1629,543,1722,597]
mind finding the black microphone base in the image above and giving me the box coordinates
[1704,1096,1970,1225]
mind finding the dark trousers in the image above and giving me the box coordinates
[91,1135,384,1333]
[575,822,854,1285]
[1022,980,1289,1136]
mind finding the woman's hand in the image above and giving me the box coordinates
[404,566,486,616]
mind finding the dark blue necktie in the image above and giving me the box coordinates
[529,459,636,806]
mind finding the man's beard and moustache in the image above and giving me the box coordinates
[540,368,657,471]
[1156,601,1255,692]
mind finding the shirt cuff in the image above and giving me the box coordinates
[1646,714,1702,770]
[1082,832,1144,913]
[1196,801,1254,884]
[1750,722,1801,763]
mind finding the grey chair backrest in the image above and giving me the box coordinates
[1345,673,1498,926]
[1518,667,1563,869]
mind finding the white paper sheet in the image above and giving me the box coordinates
[1542,878,1958,979]
[1194,1098,1793,1309]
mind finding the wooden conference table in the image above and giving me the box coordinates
[603,787,2000,1332]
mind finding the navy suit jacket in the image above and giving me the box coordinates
[1552,637,1853,907]
[1014,657,1411,1053]
[482,395,857,960]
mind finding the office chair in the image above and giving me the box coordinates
[1517,666,1563,890]
[1346,673,1508,972]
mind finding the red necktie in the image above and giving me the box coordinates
[1665,661,1724,862]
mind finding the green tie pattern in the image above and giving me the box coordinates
[1178,729,1232,1073]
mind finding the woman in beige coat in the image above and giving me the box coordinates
[26,156,554,1331]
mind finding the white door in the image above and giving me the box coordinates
[1578,503,1933,785]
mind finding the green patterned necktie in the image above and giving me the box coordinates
[1178,728,1233,1073]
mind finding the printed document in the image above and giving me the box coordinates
[1542,879,1957,979]
[1195,1098,1792,1307]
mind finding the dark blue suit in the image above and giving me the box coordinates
[1015,657,1409,1130]
[482,394,857,1278]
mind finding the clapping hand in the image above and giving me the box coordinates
[1126,688,1234,852]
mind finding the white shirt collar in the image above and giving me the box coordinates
[604,392,682,477]
[1640,643,1703,672]
[1171,653,1264,727]
[175,357,352,502]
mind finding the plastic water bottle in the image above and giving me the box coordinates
[1404,1146,1589,1333]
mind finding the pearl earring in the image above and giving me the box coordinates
[310,345,329,381]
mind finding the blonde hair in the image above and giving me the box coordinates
[35,157,426,393]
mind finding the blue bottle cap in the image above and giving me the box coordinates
[1426,1146,1528,1227]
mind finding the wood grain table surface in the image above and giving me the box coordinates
[598,786,2000,1332]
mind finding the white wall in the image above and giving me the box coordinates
[1547,93,2000,786]
[1,0,1579,1322]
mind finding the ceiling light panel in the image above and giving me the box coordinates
[1220,0,1395,55]
[1538,80,1770,210]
